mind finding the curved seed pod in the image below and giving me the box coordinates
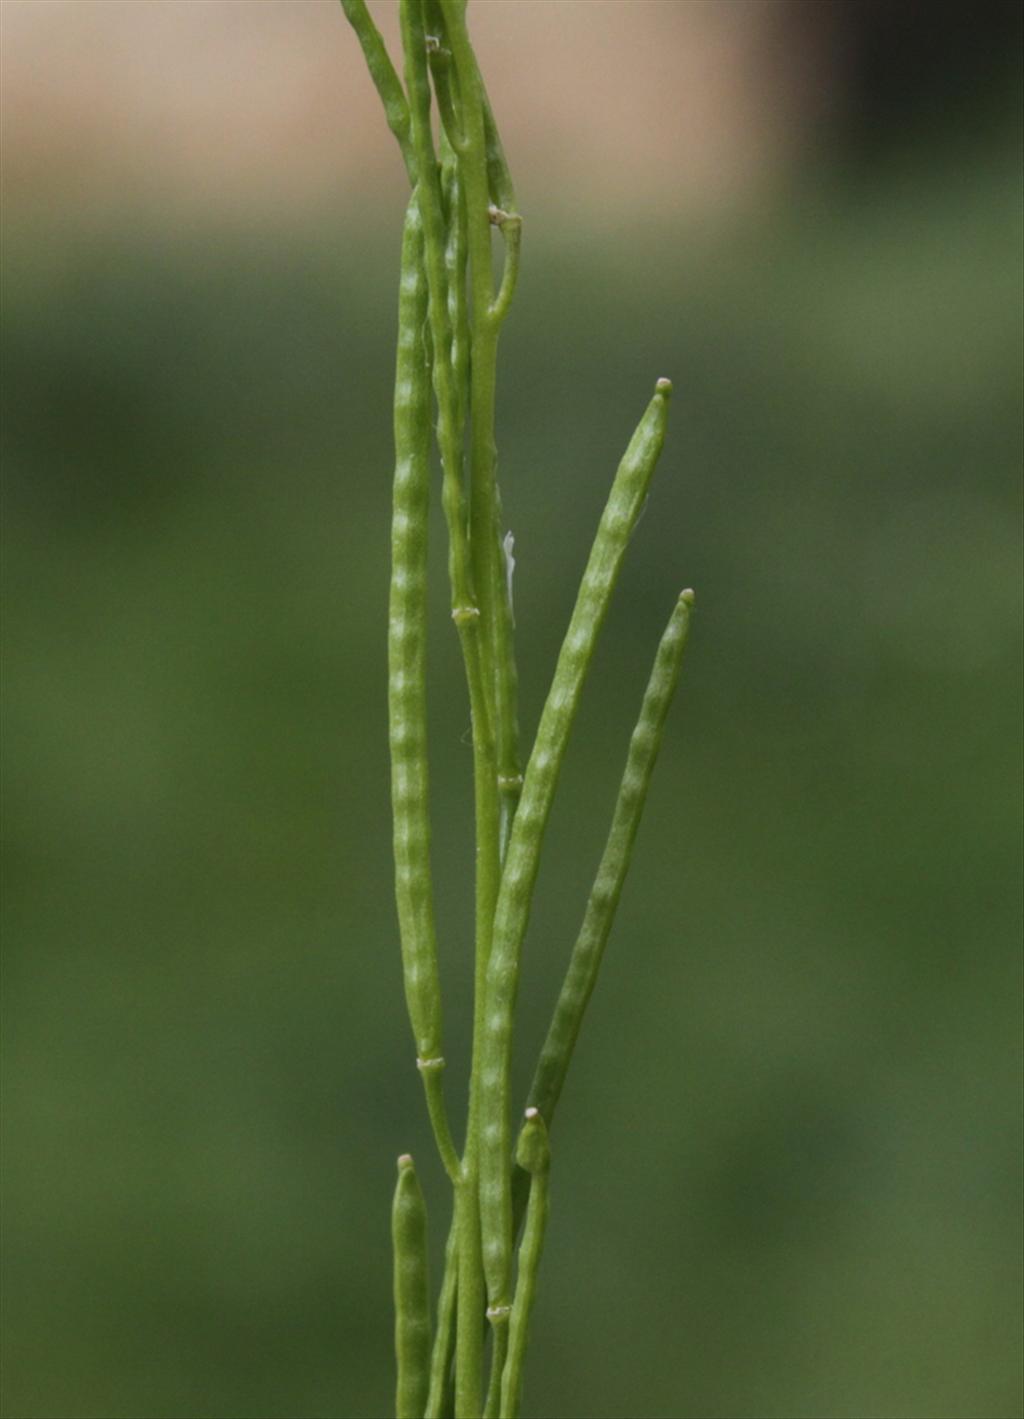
[390,192,459,1181]
[339,0,417,184]
[511,589,695,1231]
[393,1155,432,1419]
[479,379,673,1311]
[499,1112,551,1419]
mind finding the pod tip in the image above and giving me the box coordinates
[655,376,672,395]
[680,587,696,605]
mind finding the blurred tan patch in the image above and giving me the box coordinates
[2,0,832,229]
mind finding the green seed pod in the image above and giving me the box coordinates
[389,191,438,1063]
[530,589,695,1128]
[389,192,460,1181]
[479,380,672,1312]
[514,1109,550,1178]
[393,1155,432,1419]
[339,0,417,184]
[510,590,694,1235]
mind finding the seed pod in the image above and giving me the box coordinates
[531,589,694,1127]
[392,1155,431,1419]
[479,380,673,1312]
[389,192,442,1066]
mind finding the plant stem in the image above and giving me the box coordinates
[481,1320,508,1419]
[440,132,470,441]
[426,1209,460,1418]
[454,1174,485,1418]
[500,1112,551,1419]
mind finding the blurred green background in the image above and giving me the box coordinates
[3,3,1022,1417]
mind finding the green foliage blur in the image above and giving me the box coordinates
[3,26,1022,1419]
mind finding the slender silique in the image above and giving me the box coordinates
[340,0,417,184]
[531,589,694,1125]
[393,1155,432,1419]
[388,191,460,1183]
[479,380,673,1314]
[389,193,436,1062]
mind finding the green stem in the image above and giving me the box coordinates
[419,1056,461,1185]
[489,213,523,862]
[495,543,522,864]
[440,133,470,444]
[482,1322,508,1419]
[455,1174,486,1418]
[425,6,464,151]
[478,380,673,1312]
[500,1112,551,1419]
[393,1155,432,1419]
[426,1208,460,1419]
[489,210,522,325]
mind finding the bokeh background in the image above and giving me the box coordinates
[3,2,1022,1417]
